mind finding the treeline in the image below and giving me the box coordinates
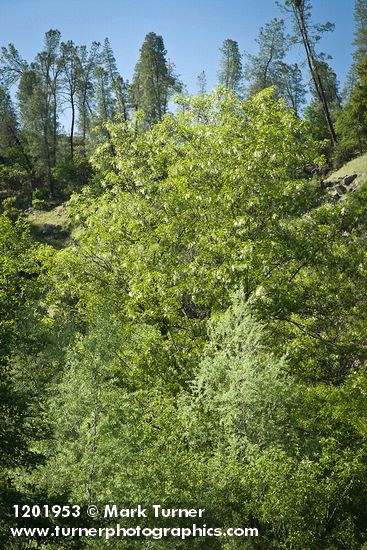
[216,0,367,165]
[1,1,367,549]
[1,0,367,215]
[0,31,180,210]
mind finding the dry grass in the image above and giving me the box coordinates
[27,204,72,248]
[328,152,367,186]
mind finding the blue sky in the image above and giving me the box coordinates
[0,0,355,113]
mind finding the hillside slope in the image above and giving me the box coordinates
[26,204,71,248]
[328,152,367,187]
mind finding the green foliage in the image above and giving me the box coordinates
[31,197,48,210]
[0,86,19,149]
[130,32,180,127]
[304,59,341,159]
[2,81,367,549]
[335,55,367,163]
[196,70,207,94]
[353,0,367,66]
[218,39,242,92]
[0,161,32,213]
[277,61,305,116]
[52,155,93,198]
[76,42,101,147]
[182,296,367,548]
[92,38,129,136]
[60,40,80,158]
[304,98,331,143]
[101,38,129,121]
[279,0,338,145]
[244,18,289,96]
[312,58,341,108]
[1,30,130,201]
[0,215,51,545]
[183,295,303,455]
[348,57,367,141]
[334,103,363,166]
[54,90,320,388]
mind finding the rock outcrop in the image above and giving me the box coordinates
[322,173,364,202]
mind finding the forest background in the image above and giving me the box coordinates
[1,0,367,548]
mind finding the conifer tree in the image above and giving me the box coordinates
[335,0,367,160]
[340,56,367,152]
[218,39,242,92]
[353,0,367,66]
[1,33,61,190]
[77,42,101,149]
[93,39,129,133]
[60,40,80,158]
[344,0,367,97]
[312,58,341,108]
[37,30,62,178]
[17,67,54,186]
[102,38,129,121]
[0,86,19,150]
[279,0,337,145]
[196,70,207,94]
[0,47,34,171]
[277,62,305,116]
[93,66,115,129]
[0,43,27,87]
[244,18,288,96]
[130,32,179,126]
[304,58,341,145]
[14,30,62,192]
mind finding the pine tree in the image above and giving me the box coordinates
[304,58,341,145]
[334,0,367,161]
[314,58,340,107]
[277,62,305,116]
[77,42,101,149]
[218,39,242,92]
[346,57,367,146]
[353,0,367,66]
[17,67,53,185]
[93,39,129,134]
[344,0,367,99]
[1,32,61,190]
[0,43,27,87]
[14,30,61,193]
[76,42,100,152]
[0,46,33,170]
[93,66,115,129]
[102,38,129,121]
[279,0,337,145]
[0,87,34,205]
[196,70,207,94]
[130,32,179,126]
[244,18,288,96]
[0,86,19,150]
[60,40,80,158]
[37,30,62,181]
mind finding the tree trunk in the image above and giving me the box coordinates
[292,2,337,145]
[70,96,75,158]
